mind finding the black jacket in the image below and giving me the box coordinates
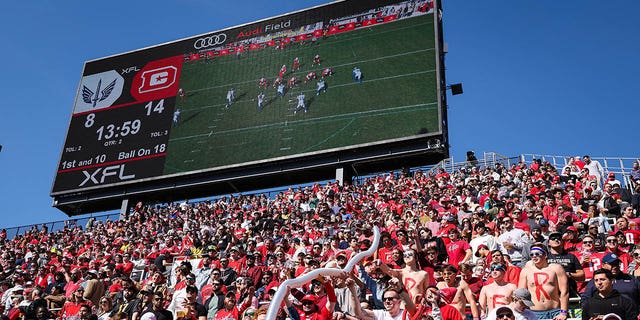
[581,289,637,320]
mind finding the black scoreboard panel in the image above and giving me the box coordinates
[52,0,443,198]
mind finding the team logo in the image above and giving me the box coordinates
[194,33,227,49]
[130,56,183,102]
[82,78,117,108]
[74,70,124,114]
[138,66,177,93]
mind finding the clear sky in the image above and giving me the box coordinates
[0,1,638,228]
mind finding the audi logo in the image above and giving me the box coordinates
[193,33,227,49]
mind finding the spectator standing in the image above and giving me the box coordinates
[583,156,605,187]
[377,248,429,300]
[518,243,569,320]
[497,216,529,267]
[546,231,585,296]
[60,287,91,320]
[478,262,517,318]
[485,288,538,320]
[581,253,640,310]
[581,269,637,320]
[350,284,416,320]
[83,270,104,306]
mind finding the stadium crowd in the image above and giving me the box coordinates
[1,156,640,320]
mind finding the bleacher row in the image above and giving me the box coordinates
[1,153,639,320]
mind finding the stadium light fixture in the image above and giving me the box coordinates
[447,83,463,95]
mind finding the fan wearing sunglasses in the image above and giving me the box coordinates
[517,243,569,320]
[546,231,585,297]
[478,263,517,319]
[349,278,417,320]
[376,249,430,301]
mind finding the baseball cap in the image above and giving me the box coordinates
[538,218,549,227]
[495,306,515,318]
[301,294,317,303]
[549,231,562,239]
[512,288,535,307]
[475,244,488,257]
[602,253,621,264]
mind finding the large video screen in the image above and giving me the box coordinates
[52,0,440,195]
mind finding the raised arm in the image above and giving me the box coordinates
[461,281,480,319]
[348,279,374,320]
[376,259,402,279]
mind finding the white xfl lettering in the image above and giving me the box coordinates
[79,164,136,186]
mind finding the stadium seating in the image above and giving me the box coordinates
[1,152,638,320]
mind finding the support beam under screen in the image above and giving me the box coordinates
[120,198,129,221]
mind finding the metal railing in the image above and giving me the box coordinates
[521,154,639,190]
[2,213,120,240]
[424,152,519,177]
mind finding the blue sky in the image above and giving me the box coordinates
[0,1,638,228]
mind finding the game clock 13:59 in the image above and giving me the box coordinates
[52,98,174,193]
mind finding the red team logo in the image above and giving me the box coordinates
[139,66,177,93]
[131,56,183,102]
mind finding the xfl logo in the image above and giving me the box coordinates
[139,66,177,93]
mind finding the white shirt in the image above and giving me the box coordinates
[498,228,529,262]
[373,309,405,320]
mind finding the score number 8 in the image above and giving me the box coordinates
[85,114,95,128]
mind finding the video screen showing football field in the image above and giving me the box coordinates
[164,12,439,175]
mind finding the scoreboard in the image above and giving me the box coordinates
[52,57,182,194]
[52,0,446,209]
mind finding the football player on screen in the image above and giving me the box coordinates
[225,88,235,109]
[173,108,181,126]
[177,88,185,103]
[294,92,307,114]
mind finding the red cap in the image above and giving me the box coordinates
[566,226,578,232]
[301,294,317,303]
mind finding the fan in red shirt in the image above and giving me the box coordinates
[445,228,472,267]
[615,217,640,245]
[377,233,398,264]
[573,235,604,293]
[411,286,462,320]
[284,276,338,320]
